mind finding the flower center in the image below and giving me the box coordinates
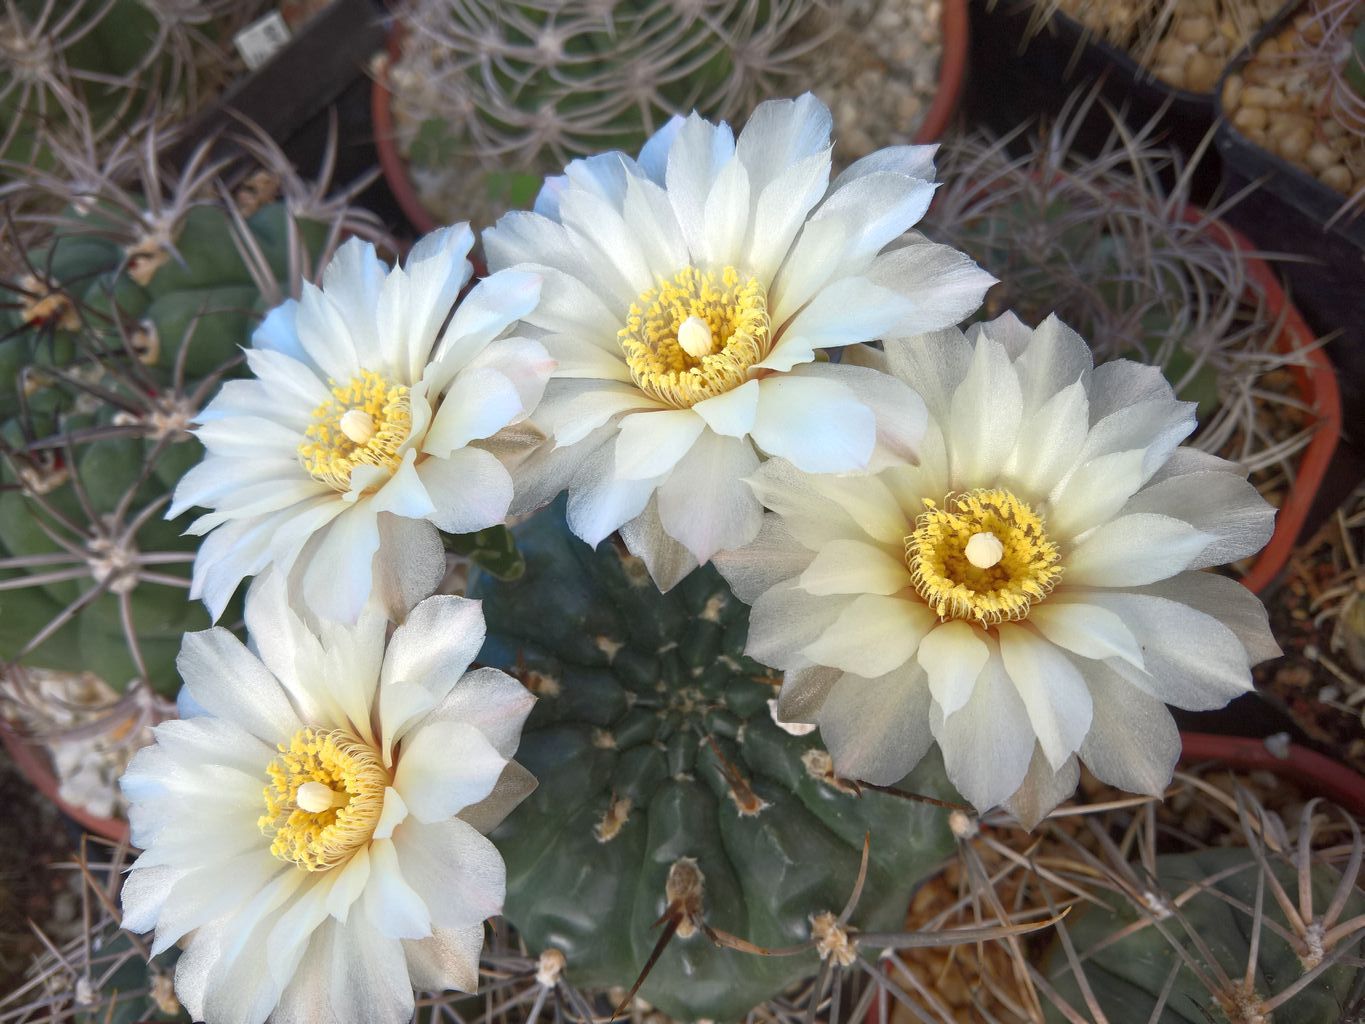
[259,728,388,872]
[905,488,1063,627]
[618,265,770,408]
[297,370,411,491]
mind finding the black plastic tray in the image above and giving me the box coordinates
[1214,0,1365,431]
[966,0,1224,204]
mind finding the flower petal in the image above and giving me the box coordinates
[692,379,760,438]
[1079,661,1180,796]
[177,629,302,745]
[655,430,763,564]
[392,818,505,930]
[750,376,876,474]
[816,664,933,786]
[393,721,508,823]
[798,538,911,596]
[947,335,1022,487]
[1065,513,1213,587]
[614,408,706,481]
[802,594,936,677]
[415,447,514,536]
[916,620,990,717]
[930,645,1035,813]
[997,624,1092,771]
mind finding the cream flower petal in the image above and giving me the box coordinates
[746,580,850,672]
[1078,661,1181,796]
[1004,747,1080,830]
[423,368,527,457]
[618,496,701,592]
[790,361,927,471]
[414,666,537,764]
[654,430,762,565]
[1002,380,1089,497]
[615,408,706,480]
[403,923,484,995]
[916,621,990,718]
[177,226,545,625]
[320,238,388,370]
[391,818,506,930]
[802,593,936,677]
[1132,571,1279,664]
[392,721,508,823]
[372,514,447,624]
[434,270,542,372]
[1065,512,1213,587]
[565,439,661,546]
[814,665,934,786]
[458,761,539,834]
[692,379,760,437]
[750,376,877,473]
[1120,470,1275,568]
[416,447,514,536]
[996,624,1092,771]
[947,336,1021,486]
[722,313,1275,820]
[930,647,1035,813]
[1026,600,1145,668]
[379,595,488,742]
[122,593,533,1023]
[177,628,302,744]
[798,538,911,596]
[1079,591,1256,710]
[300,505,383,625]
[488,94,985,584]
[273,911,415,1024]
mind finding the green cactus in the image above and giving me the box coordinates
[0,0,265,179]
[1346,21,1365,99]
[1044,846,1365,1024]
[0,195,340,697]
[387,0,830,223]
[471,501,959,1022]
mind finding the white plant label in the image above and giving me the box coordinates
[234,11,292,70]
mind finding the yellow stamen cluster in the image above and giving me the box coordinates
[259,728,388,872]
[906,488,1063,627]
[618,265,770,408]
[297,370,411,491]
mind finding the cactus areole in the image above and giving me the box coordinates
[472,502,957,1021]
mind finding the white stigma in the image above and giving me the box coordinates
[965,531,1005,569]
[296,781,345,813]
[677,316,715,359]
[338,408,376,444]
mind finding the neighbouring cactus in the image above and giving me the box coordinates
[1045,845,1365,1023]
[471,501,959,1022]
[0,150,384,698]
[0,0,266,178]
[387,0,832,223]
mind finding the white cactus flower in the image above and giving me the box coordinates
[715,314,1279,826]
[120,573,537,1024]
[484,93,994,588]
[171,226,554,624]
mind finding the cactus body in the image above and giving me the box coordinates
[1045,847,1365,1023]
[473,502,957,1022]
[0,197,338,695]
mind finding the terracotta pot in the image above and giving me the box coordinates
[372,3,971,235]
[1190,211,1341,594]
[0,716,129,843]
[916,0,969,145]
[1179,730,1365,818]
